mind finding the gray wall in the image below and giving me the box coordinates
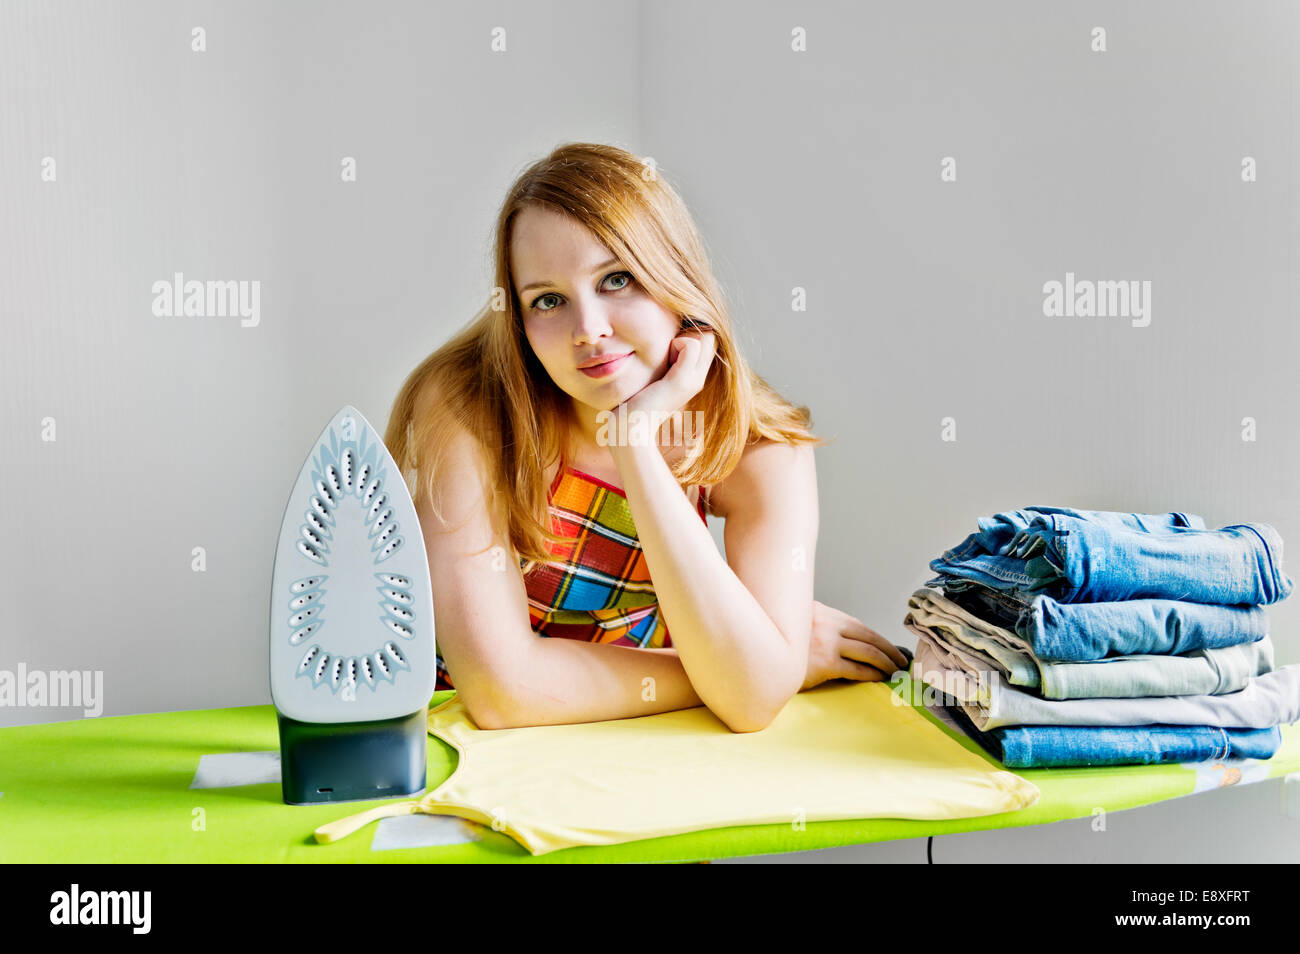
[2,0,641,725]
[2,0,1296,862]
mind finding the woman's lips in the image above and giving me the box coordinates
[578,352,632,378]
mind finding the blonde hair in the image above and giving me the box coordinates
[385,141,831,573]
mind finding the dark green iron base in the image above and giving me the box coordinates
[276,707,428,806]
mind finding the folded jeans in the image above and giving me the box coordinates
[936,694,1283,768]
[905,587,1275,697]
[913,639,1300,731]
[929,507,1291,605]
[936,582,1270,661]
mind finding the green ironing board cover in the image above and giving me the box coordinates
[1,676,1296,863]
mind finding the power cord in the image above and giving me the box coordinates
[927,836,934,864]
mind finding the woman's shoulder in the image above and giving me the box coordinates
[704,438,815,520]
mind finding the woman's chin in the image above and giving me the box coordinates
[579,379,641,411]
[571,389,631,415]
[599,394,632,413]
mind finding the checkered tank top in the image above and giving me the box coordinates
[433,464,709,691]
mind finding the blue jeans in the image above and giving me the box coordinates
[929,507,1292,605]
[941,697,1282,768]
[937,582,1270,661]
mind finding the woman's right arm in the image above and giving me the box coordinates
[416,395,706,729]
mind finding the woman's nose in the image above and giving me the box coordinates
[571,299,613,344]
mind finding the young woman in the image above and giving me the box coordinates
[385,142,907,732]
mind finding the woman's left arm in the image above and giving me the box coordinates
[609,437,816,732]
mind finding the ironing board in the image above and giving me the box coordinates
[2,675,1297,863]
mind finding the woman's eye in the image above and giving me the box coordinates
[529,272,633,312]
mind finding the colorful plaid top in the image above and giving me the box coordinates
[433,464,709,691]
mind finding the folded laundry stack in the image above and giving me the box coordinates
[905,507,1300,768]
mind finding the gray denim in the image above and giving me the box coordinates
[913,636,1300,731]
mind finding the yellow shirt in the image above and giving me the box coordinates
[316,680,1039,855]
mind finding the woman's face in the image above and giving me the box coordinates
[512,204,681,415]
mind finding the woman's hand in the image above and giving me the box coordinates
[622,324,717,420]
[802,599,911,691]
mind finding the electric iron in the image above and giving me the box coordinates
[269,405,436,805]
